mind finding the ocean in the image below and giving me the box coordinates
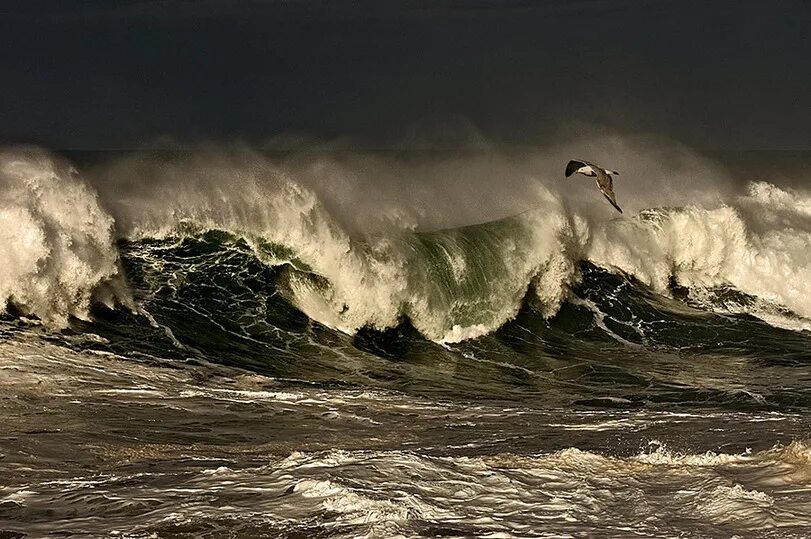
[1,143,810,538]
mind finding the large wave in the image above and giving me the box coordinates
[0,149,130,326]
[2,144,809,339]
[588,183,811,332]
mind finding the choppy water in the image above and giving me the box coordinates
[1,146,811,537]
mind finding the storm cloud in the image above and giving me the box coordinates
[1,0,808,149]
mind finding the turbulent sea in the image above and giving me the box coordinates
[1,144,811,538]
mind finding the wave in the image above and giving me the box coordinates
[158,441,811,535]
[588,185,811,332]
[0,149,130,326]
[1,146,810,341]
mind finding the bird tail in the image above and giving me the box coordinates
[606,170,620,176]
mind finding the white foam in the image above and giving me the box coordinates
[278,179,811,340]
[587,182,811,328]
[97,150,584,341]
[0,149,130,326]
[24,144,807,339]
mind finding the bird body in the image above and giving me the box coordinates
[565,159,623,213]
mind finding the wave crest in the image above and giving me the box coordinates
[0,149,129,326]
[4,147,811,339]
[588,182,811,330]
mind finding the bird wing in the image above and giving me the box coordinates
[565,159,588,177]
[595,170,623,213]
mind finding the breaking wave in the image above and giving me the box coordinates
[0,149,130,326]
[1,146,810,340]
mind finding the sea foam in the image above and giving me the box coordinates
[4,145,810,339]
[0,149,129,326]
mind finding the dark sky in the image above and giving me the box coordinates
[1,0,809,149]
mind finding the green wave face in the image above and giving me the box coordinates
[4,148,811,404]
[75,230,810,409]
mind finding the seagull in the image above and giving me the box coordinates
[565,159,623,213]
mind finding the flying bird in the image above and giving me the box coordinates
[565,159,623,213]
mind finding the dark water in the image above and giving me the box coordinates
[2,146,811,538]
[2,233,811,538]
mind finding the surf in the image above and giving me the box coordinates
[2,145,810,343]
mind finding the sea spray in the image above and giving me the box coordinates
[4,144,811,338]
[0,148,130,325]
[587,183,811,328]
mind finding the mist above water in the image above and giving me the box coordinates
[1,136,810,339]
